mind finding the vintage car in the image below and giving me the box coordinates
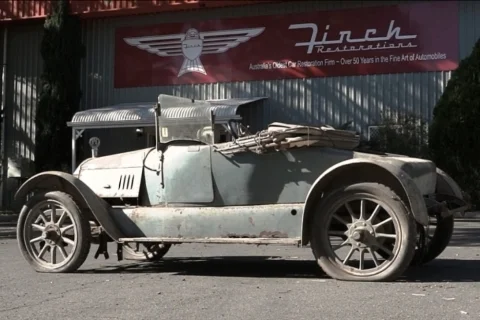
[15,94,468,282]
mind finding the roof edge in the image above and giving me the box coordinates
[0,0,283,23]
[67,96,267,129]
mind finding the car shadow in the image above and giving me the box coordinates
[78,255,480,282]
[79,256,327,279]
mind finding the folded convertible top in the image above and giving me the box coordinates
[214,122,360,154]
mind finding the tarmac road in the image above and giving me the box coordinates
[0,219,479,320]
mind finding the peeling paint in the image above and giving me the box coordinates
[112,205,303,239]
[259,231,288,238]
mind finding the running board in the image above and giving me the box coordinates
[119,237,302,246]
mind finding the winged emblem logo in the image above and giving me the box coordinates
[123,27,265,77]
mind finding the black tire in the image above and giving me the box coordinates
[418,215,454,264]
[310,182,417,282]
[17,191,91,273]
[123,243,171,262]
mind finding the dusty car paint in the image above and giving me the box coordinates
[110,204,303,241]
[15,94,467,247]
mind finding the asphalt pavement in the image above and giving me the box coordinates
[1,218,479,320]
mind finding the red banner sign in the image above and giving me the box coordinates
[114,1,459,88]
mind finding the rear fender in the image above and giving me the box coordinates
[301,159,430,245]
[15,171,125,242]
[435,167,463,199]
[433,167,469,214]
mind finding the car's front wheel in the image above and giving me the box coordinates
[310,182,417,282]
[17,191,91,273]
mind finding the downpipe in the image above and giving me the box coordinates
[0,27,7,210]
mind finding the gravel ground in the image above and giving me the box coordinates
[0,218,479,320]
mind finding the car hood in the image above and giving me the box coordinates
[74,147,153,174]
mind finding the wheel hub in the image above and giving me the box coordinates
[42,224,61,245]
[351,231,363,241]
[347,220,375,249]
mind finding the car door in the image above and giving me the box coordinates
[162,143,214,204]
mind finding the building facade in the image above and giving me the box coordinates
[0,0,478,209]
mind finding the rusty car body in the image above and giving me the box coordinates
[15,94,469,281]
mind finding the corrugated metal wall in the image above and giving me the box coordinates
[2,0,480,209]
[79,0,465,139]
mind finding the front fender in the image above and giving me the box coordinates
[301,158,431,245]
[15,171,125,242]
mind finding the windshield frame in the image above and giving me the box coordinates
[154,95,216,147]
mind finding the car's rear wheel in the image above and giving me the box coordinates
[17,191,91,273]
[123,242,171,261]
[310,182,417,282]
